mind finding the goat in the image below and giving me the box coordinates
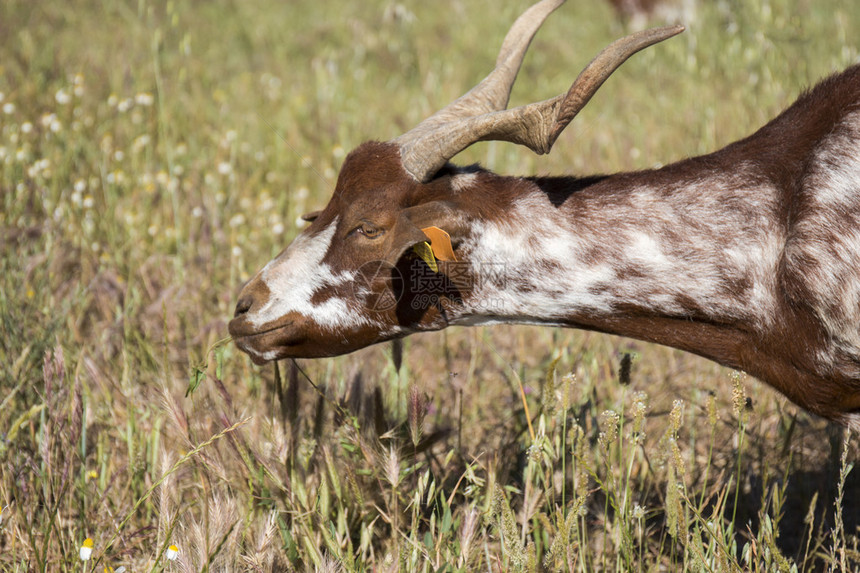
[228,0,860,430]
[606,0,694,27]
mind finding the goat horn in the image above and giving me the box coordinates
[394,4,683,183]
[397,0,565,138]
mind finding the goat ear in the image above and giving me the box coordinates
[383,201,465,267]
[301,210,322,222]
[383,218,428,267]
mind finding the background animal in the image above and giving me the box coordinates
[606,0,695,26]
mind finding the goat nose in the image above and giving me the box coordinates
[234,295,254,317]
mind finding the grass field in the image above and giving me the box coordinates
[2,0,860,570]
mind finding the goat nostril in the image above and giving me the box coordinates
[234,296,254,317]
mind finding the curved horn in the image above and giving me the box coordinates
[394,4,683,183]
[398,0,566,136]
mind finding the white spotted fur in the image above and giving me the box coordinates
[456,176,782,330]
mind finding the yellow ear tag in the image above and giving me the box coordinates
[420,226,457,262]
[412,242,438,272]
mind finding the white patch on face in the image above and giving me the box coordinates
[247,218,372,331]
[261,349,281,362]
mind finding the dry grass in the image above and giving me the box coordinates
[1,0,860,570]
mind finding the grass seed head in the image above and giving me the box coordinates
[669,399,684,434]
[707,391,718,428]
[599,409,620,450]
[407,384,428,447]
[731,372,746,418]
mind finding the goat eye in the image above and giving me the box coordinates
[357,224,381,239]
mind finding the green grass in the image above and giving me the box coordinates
[1,0,860,570]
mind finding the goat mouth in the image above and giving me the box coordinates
[228,319,307,363]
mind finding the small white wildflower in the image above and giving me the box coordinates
[82,195,94,209]
[117,98,133,113]
[41,113,56,127]
[27,158,50,178]
[55,88,71,105]
[2,102,15,114]
[217,161,232,175]
[114,150,124,162]
[191,206,203,218]
[295,186,309,200]
[273,221,284,235]
[107,94,118,107]
[79,537,94,561]
[73,74,85,97]
[132,134,151,152]
[332,145,345,159]
[632,504,646,519]
[148,224,158,237]
[229,214,245,228]
[50,119,62,133]
[20,122,32,134]
[225,129,237,142]
[165,544,179,560]
[135,92,154,106]
[74,179,87,193]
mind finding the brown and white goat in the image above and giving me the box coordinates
[229,0,860,429]
[606,0,693,27]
